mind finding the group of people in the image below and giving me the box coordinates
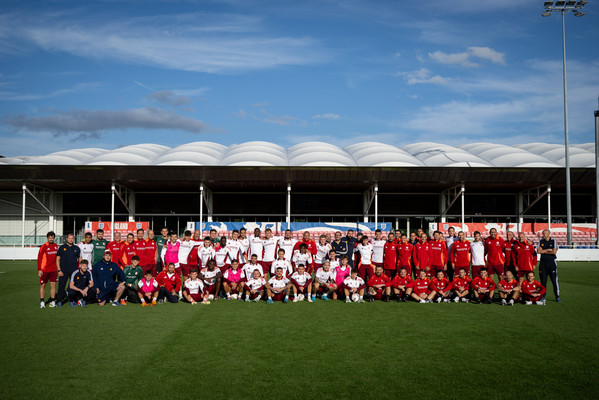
[36,225,560,308]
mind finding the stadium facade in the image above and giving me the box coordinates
[0,141,596,246]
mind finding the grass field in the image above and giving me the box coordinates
[1,261,598,399]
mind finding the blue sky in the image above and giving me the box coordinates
[1,0,598,156]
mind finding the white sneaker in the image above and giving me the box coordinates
[357,298,365,303]
[345,298,351,303]
[443,298,450,303]
[509,299,514,306]
[40,301,45,309]
[191,301,197,305]
[461,298,468,303]
[254,295,261,302]
[48,301,56,308]
[293,297,299,303]
[501,299,507,306]
[453,297,459,303]
[245,297,251,303]
[419,299,426,303]
[537,300,546,306]
[436,297,442,303]
[525,301,533,305]
[307,297,313,303]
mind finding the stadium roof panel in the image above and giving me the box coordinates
[0,141,594,168]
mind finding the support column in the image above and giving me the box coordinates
[440,191,447,223]
[286,183,291,225]
[374,183,378,230]
[21,182,26,247]
[547,183,552,230]
[517,193,524,233]
[461,183,465,232]
[128,192,136,222]
[207,189,213,222]
[48,190,55,233]
[111,182,115,241]
[362,191,369,223]
[200,183,204,235]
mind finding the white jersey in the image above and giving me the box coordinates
[262,236,279,262]
[198,245,216,267]
[315,242,332,264]
[292,250,313,267]
[227,239,242,261]
[238,237,250,262]
[177,239,195,265]
[271,259,293,277]
[354,243,373,265]
[184,278,204,295]
[246,277,266,291]
[268,276,289,291]
[242,262,265,279]
[277,238,297,260]
[78,242,94,269]
[343,275,366,289]
[214,245,231,267]
[315,267,336,284]
[329,259,340,270]
[249,236,264,261]
[471,240,485,266]
[290,271,312,286]
[200,268,221,286]
[372,240,386,263]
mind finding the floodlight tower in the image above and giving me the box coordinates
[542,0,586,246]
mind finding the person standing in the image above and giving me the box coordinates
[56,233,81,307]
[537,229,560,302]
[91,228,108,265]
[37,231,59,308]
[331,231,348,265]
[340,230,357,267]
[445,227,458,280]
[154,227,169,273]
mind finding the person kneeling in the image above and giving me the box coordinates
[428,270,453,303]
[471,267,496,304]
[265,267,292,304]
[521,271,546,305]
[498,270,520,306]
[389,267,413,302]
[93,252,126,307]
[343,269,366,303]
[411,270,432,303]
[223,260,245,300]
[451,267,472,303]
[183,269,206,305]
[138,270,159,306]
[67,260,93,307]
[367,265,391,302]
[245,269,267,303]
[156,262,182,304]
[290,264,313,303]
[200,260,222,303]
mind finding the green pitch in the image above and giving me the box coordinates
[1,261,598,400]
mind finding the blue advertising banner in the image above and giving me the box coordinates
[187,221,391,233]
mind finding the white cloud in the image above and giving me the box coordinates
[0,82,99,101]
[313,113,341,120]
[147,90,194,107]
[395,68,450,85]
[428,46,505,68]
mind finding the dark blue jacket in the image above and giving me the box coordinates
[92,260,125,290]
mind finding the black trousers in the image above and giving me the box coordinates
[56,268,75,303]
[125,287,141,303]
[67,289,89,302]
[158,287,179,303]
[539,259,560,299]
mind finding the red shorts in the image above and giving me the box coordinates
[142,264,157,276]
[373,262,384,269]
[358,263,374,280]
[204,284,216,295]
[224,281,243,294]
[293,285,309,295]
[314,262,323,271]
[39,270,57,284]
[518,270,533,278]
[384,269,395,277]
[139,288,158,298]
[432,265,445,274]
[471,265,485,278]
[487,264,505,276]
[316,283,334,293]
[371,291,384,300]
[245,287,263,299]
[272,292,286,302]
[184,289,203,302]
[260,261,273,275]
[218,265,229,274]
[336,283,346,293]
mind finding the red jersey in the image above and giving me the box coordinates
[429,240,448,267]
[471,276,496,291]
[498,278,519,291]
[144,239,157,266]
[521,279,546,296]
[413,241,432,270]
[451,276,472,291]
[156,270,182,292]
[513,240,537,271]
[120,241,137,268]
[106,240,125,267]
[450,240,471,267]
[186,244,201,268]
[484,236,505,266]
[502,239,517,267]
[367,274,391,292]
[397,242,413,268]
[293,238,317,255]
[383,241,398,269]
[412,277,431,295]
[389,275,413,289]
[37,242,59,272]
[430,277,452,293]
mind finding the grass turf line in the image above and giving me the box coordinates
[0,261,597,399]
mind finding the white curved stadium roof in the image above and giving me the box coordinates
[0,141,595,168]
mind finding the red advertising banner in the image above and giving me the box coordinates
[430,222,596,235]
[84,221,150,240]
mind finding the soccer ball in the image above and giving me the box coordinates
[351,293,360,302]
[230,294,238,300]
[208,294,214,300]
[297,294,305,301]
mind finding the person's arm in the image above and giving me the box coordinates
[56,253,63,277]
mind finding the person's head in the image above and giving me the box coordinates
[114,232,122,241]
[542,229,551,240]
[144,270,153,279]
[96,229,104,240]
[399,267,407,277]
[239,227,247,238]
[210,229,217,239]
[297,264,305,274]
[325,233,332,242]
[299,243,308,253]
[103,251,112,262]
[84,232,92,243]
[285,229,292,239]
[340,255,348,265]
[458,267,466,278]
[356,232,363,241]
[518,232,526,242]
[131,255,140,267]
[161,227,168,237]
[436,270,444,279]
[388,232,395,242]
[361,235,370,245]
[277,249,286,259]
[375,229,382,240]
[137,228,144,240]
[80,259,88,272]
[265,228,272,239]
[66,233,74,244]
[323,260,330,271]
[220,237,227,246]
[458,231,465,241]
[527,271,535,282]
[474,231,481,241]
[147,229,155,240]
[505,270,514,280]
[420,233,428,242]
[319,234,327,244]
[329,249,336,259]
[419,270,427,279]
[480,267,488,278]
[334,231,342,241]
[489,228,497,239]
[375,265,383,277]
[417,228,424,236]
[168,262,175,273]
[204,237,211,246]
[433,231,440,240]
[193,230,201,240]
[250,254,258,264]
[410,232,417,241]
[448,227,455,236]
[232,229,239,239]
[230,259,239,270]
[254,269,263,279]
[184,230,192,240]
[350,268,358,278]
[303,231,310,241]
[254,228,261,237]
[275,266,283,278]
[401,234,408,243]
[507,231,514,241]
[207,259,216,271]
[347,229,354,238]
[170,231,178,242]
[190,269,198,279]
[126,233,134,243]
[46,231,55,244]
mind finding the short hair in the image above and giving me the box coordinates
[127,233,134,238]
[297,264,305,268]
[276,266,283,270]
[232,229,239,234]
[480,267,487,273]
[375,264,383,269]
[161,227,168,231]
[170,231,177,236]
[80,259,88,265]
[251,253,258,258]
[527,271,535,276]
[207,259,216,266]
[350,268,358,274]
[361,235,369,242]
[46,231,56,238]
[320,234,326,239]
[265,228,272,233]
[204,236,211,241]
[347,229,354,233]
[328,249,336,254]
[96,229,104,234]
[399,267,407,271]
[474,231,481,236]
[85,232,92,237]
[299,243,308,250]
[184,230,192,236]
[67,233,74,237]
[278,248,285,253]
[458,267,466,272]
[285,229,292,233]
[132,255,140,261]
[340,255,348,260]
[231,259,239,264]
[375,229,382,234]
[137,228,144,234]
[240,228,246,232]
[401,234,407,238]
[168,262,175,267]
[210,229,217,233]
[190,269,198,274]
[145,270,153,275]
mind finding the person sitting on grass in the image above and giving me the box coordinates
[451,267,472,303]
[290,264,313,303]
[156,262,182,304]
[471,267,496,304]
[223,259,245,300]
[367,265,391,302]
[200,259,222,302]
[183,269,205,305]
[67,259,93,307]
[343,268,366,303]
[92,251,126,307]
[313,260,337,301]
[266,267,292,304]
[498,270,520,306]
[334,255,352,300]
[389,267,413,302]
[411,269,432,303]
[428,270,453,303]
[244,269,267,303]
[123,255,143,304]
[138,270,159,307]
[521,271,546,306]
